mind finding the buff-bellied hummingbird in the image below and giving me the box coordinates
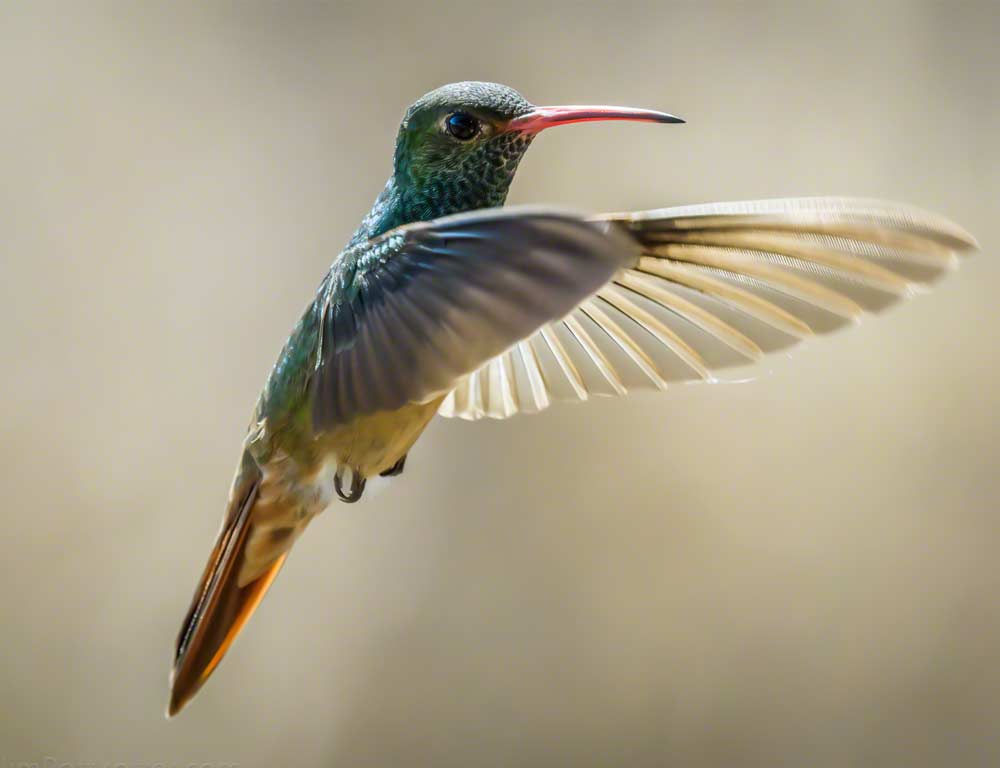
[167,81,977,716]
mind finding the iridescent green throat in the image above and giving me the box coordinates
[351,130,534,245]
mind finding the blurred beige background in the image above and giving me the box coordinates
[1,1,998,766]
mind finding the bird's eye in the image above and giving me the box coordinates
[445,112,480,141]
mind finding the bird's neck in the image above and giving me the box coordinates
[350,164,519,245]
[347,176,417,245]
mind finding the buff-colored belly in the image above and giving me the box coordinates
[319,396,444,477]
[240,397,444,584]
[257,396,444,518]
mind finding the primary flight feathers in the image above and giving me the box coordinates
[439,197,978,420]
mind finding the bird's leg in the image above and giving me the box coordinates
[379,454,407,477]
[334,465,366,503]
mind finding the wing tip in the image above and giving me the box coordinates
[956,231,981,253]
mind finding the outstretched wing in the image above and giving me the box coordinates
[311,207,641,430]
[439,197,978,420]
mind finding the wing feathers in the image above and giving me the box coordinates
[636,257,814,338]
[653,233,913,295]
[597,287,712,380]
[613,197,978,250]
[580,299,670,391]
[563,312,628,397]
[313,208,640,428]
[441,197,976,421]
[650,242,867,318]
[540,324,589,401]
[518,340,552,412]
[614,270,763,361]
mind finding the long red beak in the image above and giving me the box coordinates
[508,105,684,133]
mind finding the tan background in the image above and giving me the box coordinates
[1,2,998,766]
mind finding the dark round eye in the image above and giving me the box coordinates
[445,112,480,140]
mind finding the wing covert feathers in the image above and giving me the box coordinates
[312,208,639,429]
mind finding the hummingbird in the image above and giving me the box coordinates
[167,81,977,716]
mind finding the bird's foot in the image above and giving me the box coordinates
[334,466,366,503]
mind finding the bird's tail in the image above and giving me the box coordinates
[168,451,294,717]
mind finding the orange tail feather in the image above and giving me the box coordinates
[168,458,286,717]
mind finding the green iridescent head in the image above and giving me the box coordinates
[391,82,537,223]
[357,81,683,239]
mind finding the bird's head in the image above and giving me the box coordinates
[388,81,683,225]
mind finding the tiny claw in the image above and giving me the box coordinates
[334,466,366,503]
[379,454,407,477]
